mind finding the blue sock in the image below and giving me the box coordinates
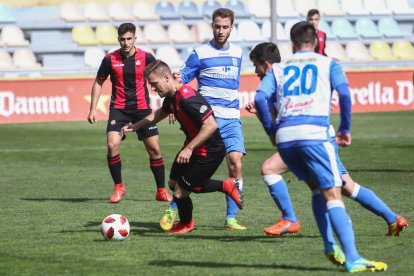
[311,191,336,253]
[351,183,397,225]
[169,200,177,210]
[226,179,242,219]
[264,175,297,222]
[327,200,360,263]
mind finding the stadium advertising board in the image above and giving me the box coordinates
[0,71,413,123]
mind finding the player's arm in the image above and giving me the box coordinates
[177,114,217,164]
[180,50,200,84]
[121,108,168,135]
[330,60,352,146]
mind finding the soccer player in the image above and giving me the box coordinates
[307,9,326,56]
[254,22,388,272]
[87,23,172,203]
[120,60,243,234]
[161,8,246,230]
[249,42,408,240]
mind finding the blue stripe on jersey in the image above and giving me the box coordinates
[278,139,325,149]
[200,56,241,69]
[199,76,239,90]
[277,115,330,128]
[203,96,240,109]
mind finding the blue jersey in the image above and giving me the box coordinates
[255,50,351,149]
[180,41,243,119]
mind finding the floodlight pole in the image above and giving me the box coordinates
[270,0,278,43]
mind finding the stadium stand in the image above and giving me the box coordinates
[143,23,170,44]
[364,0,391,16]
[317,0,345,16]
[132,1,159,21]
[325,41,348,61]
[225,0,250,19]
[262,21,288,41]
[30,30,66,52]
[341,0,369,16]
[177,0,203,19]
[386,0,414,16]
[238,20,264,42]
[83,2,110,22]
[228,25,242,42]
[318,20,334,39]
[168,22,196,44]
[135,26,147,45]
[248,0,270,18]
[295,0,316,17]
[331,18,358,39]
[276,0,298,18]
[370,40,396,60]
[345,41,373,61]
[1,24,29,46]
[155,1,180,20]
[0,3,16,23]
[13,48,42,69]
[284,19,300,37]
[378,18,405,38]
[392,40,414,60]
[191,21,212,43]
[42,54,81,68]
[59,2,85,22]
[72,25,99,46]
[108,1,134,21]
[155,45,183,69]
[0,49,15,69]
[355,18,382,39]
[278,43,293,60]
[84,47,106,67]
[202,0,222,18]
[95,24,118,45]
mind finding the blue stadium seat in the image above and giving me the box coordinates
[0,4,16,23]
[202,0,222,18]
[318,20,334,39]
[42,54,82,68]
[177,0,202,19]
[225,0,250,18]
[155,1,180,19]
[355,18,381,39]
[378,18,405,38]
[331,18,358,39]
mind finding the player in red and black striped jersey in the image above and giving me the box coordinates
[307,9,327,56]
[121,60,243,234]
[87,23,172,204]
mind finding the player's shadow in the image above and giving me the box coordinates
[20,197,151,203]
[348,168,414,173]
[148,259,334,272]
[165,233,320,243]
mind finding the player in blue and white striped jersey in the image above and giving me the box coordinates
[256,22,387,272]
[160,8,246,230]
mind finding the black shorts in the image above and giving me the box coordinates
[107,108,159,140]
[170,150,225,192]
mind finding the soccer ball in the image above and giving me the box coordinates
[101,214,130,241]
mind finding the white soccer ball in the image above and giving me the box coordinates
[101,214,130,241]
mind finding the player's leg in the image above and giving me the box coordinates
[261,152,299,236]
[139,124,171,202]
[166,183,194,234]
[160,179,179,231]
[106,109,129,203]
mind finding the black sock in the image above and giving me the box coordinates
[174,196,193,224]
[150,158,165,188]
[197,179,223,193]
[107,155,122,184]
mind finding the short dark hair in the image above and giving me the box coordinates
[118,23,136,36]
[290,21,317,47]
[144,59,171,79]
[307,9,320,20]
[249,42,281,64]
[212,8,234,25]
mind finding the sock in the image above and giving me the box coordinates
[107,154,122,185]
[197,179,223,193]
[350,183,397,225]
[226,179,242,219]
[264,174,297,222]
[150,158,165,188]
[169,200,177,210]
[311,191,336,253]
[174,196,193,224]
[327,199,360,263]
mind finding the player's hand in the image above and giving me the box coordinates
[335,132,351,147]
[330,90,339,111]
[172,71,181,83]
[245,102,257,114]
[176,147,192,164]
[120,124,136,137]
[168,114,176,124]
[87,110,98,124]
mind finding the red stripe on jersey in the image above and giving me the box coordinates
[200,109,213,122]
[111,51,126,109]
[135,50,149,109]
[317,30,326,55]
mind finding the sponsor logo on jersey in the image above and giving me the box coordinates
[113,63,124,67]
[135,60,141,66]
[232,58,238,67]
[111,119,116,125]
[199,105,208,113]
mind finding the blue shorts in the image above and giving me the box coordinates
[279,142,343,190]
[330,138,348,175]
[216,118,246,155]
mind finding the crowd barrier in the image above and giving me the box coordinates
[0,70,413,124]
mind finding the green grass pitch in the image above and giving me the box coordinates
[0,111,413,275]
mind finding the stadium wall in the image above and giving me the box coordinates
[0,70,413,124]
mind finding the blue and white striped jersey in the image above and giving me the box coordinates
[180,41,243,119]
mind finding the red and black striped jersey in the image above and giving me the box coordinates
[161,84,225,157]
[97,48,156,110]
[315,29,327,56]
